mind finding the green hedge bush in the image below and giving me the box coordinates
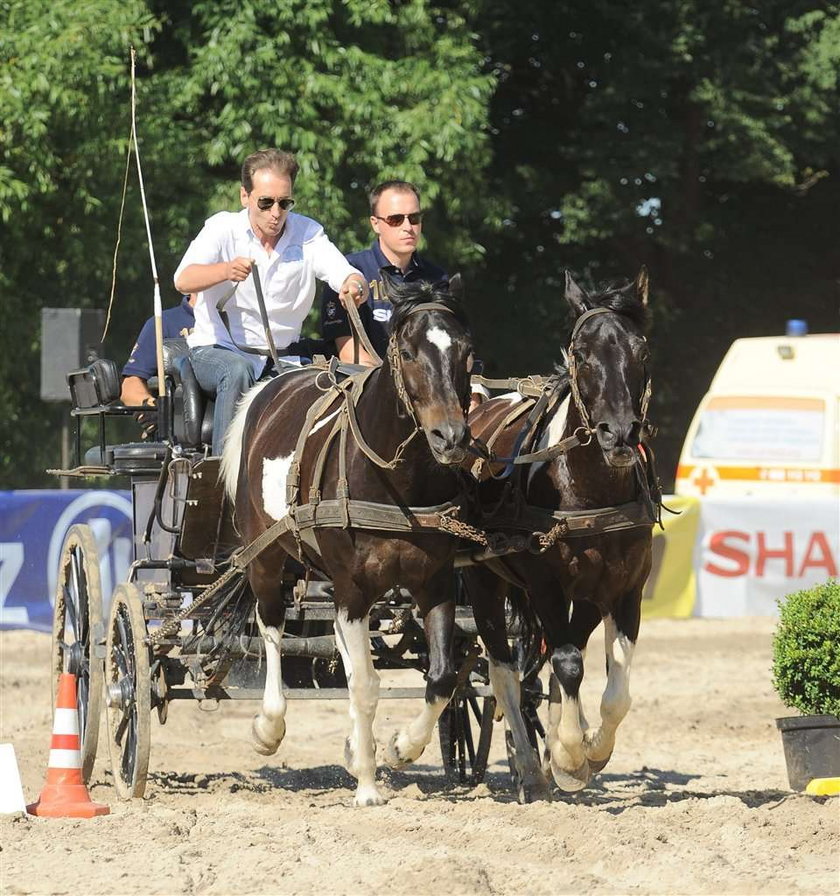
[772,579,840,716]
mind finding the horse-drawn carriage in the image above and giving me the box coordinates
[50,271,660,806]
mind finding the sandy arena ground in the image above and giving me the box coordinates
[1,617,838,895]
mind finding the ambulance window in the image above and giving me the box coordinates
[691,396,824,462]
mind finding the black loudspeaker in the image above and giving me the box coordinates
[40,308,105,402]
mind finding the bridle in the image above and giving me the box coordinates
[564,306,653,439]
[326,299,472,470]
[473,305,654,478]
[385,300,467,426]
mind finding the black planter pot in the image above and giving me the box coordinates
[776,714,840,791]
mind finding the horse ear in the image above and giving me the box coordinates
[635,266,650,307]
[379,267,398,302]
[448,273,463,299]
[564,270,590,317]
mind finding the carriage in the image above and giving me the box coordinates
[50,322,543,802]
[50,269,658,805]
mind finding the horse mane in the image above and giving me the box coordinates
[588,280,650,331]
[388,278,468,333]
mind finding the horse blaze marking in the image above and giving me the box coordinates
[426,326,452,354]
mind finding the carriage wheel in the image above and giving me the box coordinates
[50,524,104,783]
[439,692,496,785]
[105,583,151,799]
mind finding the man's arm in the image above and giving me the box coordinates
[120,375,154,407]
[174,257,253,294]
[335,335,378,366]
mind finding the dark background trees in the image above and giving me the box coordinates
[1,0,837,488]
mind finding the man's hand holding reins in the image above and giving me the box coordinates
[338,274,368,308]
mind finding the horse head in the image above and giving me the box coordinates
[385,272,473,465]
[564,268,651,468]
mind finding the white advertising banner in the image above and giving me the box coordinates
[694,496,839,616]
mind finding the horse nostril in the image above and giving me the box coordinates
[431,422,468,452]
[596,422,616,446]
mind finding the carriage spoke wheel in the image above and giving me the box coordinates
[51,524,104,783]
[105,583,151,799]
[439,691,496,786]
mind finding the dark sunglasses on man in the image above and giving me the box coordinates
[374,212,423,227]
[256,196,296,211]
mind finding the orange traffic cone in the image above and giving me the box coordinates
[27,673,109,818]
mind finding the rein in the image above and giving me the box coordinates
[260,299,474,567]
[473,306,654,477]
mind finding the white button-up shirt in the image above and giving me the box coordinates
[175,209,360,377]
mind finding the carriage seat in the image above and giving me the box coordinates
[156,338,215,449]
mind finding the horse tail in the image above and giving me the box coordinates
[220,380,271,502]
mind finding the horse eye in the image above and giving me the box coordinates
[400,349,414,362]
[639,347,650,363]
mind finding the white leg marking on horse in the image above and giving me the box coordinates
[385,695,450,769]
[426,326,452,354]
[262,453,294,521]
[489,660,551,801]
[548,646,591,791]
[334,609,385,806]
[585,615,634,765]
[251,611,287,755]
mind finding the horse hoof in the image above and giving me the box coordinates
[588,751,613,774]
[354,785,387,807]
[550,757,590,792]
[384,732,424,769]
[518,774,553,804]
[251,713,284,756]
[384,732,409,769]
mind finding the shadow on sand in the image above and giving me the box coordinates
[148,762,793,810]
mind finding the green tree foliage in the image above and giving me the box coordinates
[0,0,160,485]
[472,1,840,478]
[0,0,492,486]
[1,0,838,488]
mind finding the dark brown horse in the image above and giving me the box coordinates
[220,277,473,806]
[464,269,656,802]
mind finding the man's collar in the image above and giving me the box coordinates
[371,239,419,273]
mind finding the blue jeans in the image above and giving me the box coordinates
[189,346,256,455]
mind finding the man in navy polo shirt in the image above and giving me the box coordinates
[320,180,446,364]
[120,294,196,407]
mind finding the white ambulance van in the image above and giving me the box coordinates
[675,325,840,498]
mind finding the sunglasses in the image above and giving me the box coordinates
[255,196,296,211]
[374,212,423,227]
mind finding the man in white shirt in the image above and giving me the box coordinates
[174,148,366,454]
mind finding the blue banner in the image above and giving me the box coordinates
[0,490,132,632]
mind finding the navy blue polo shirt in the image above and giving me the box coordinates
[320,241,447,357]
[122,296,195,379]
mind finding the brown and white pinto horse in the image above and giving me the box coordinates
[220,277,473,806]
[464,269,655,802]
